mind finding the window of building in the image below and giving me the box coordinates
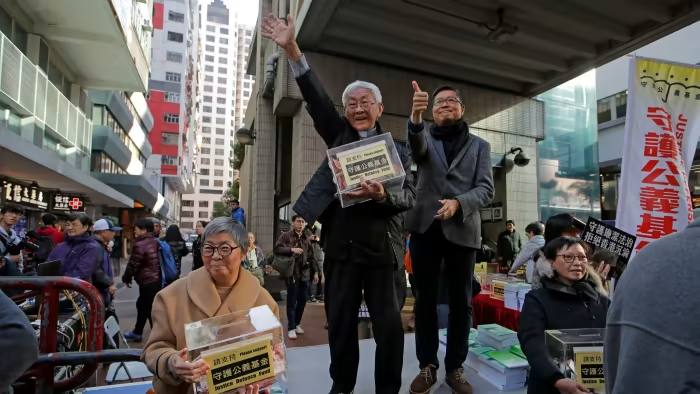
[215,128,225,135]
[206,35,215,42]
[202,106,212,113]
[199,201,209,207]
[90,152,126,175]
[243,90,250,97]
[243,82,250,88]
[165,92,180,103]
[614,91,627,119]
[199,211,209,218]
[200,179,209,186]
[205,54,214,62]
[200,147,210,154]
[215,98,225,105]
[204,75,214,82]
[202,137,212,145]
[218,57,227,64]
[161,132,179,145]
[215,138,225,145]
[219,47,228,55]
[205,65,214,72]
[215,148,224,155]
[203,85,213,92]
[220,37,228,44]
[215,159,224,166]
[182,200,195,207]
[214,169,224,177]
[203,96,212,103]
[165,72,181,82]
[218,77,227,84]
[167,31,184,42]
[205,44,215,52]
[218,67,227,74]
[164,113,179,123]
[217,87,226,94]
[215,118,225,125]
[202,116,211,123]
[206,25,215,32]
[201,158,210,165]
[161,155,178,165]
[166,51,183,63]
[168,11,185,22]
[202,126,211,133]
[213,180,224,187]
[216,107,225,114]
[200,168,210,175]
[181,211,195,218]
[220,27,229,34]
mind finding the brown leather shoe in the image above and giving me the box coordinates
[409,365,437,394]
[445,368,473,394]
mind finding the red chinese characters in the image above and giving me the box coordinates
[635,107,689,252]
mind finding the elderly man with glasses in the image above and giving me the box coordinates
[406,82,494,394]
[262,13,415,394]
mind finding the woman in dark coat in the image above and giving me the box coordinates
[191,220,208,271]
[164,224,189,277]
[518,236,609,394]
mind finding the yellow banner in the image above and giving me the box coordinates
[202,334,275,393]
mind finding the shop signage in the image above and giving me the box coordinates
[1,180,49,210]
[51,194,86,212]
[580,217,636,264]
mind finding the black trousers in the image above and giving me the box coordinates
[134,281,161,335]
[286,279,309,330]
[411,221,476,372]
[324,258,404,394]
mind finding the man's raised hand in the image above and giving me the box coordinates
[261,14,301,60]
[411,80,429,124]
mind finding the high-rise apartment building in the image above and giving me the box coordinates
[147,0,199,225]
[181,0,254,229]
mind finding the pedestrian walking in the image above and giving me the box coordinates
[274,215,318,340]
[122,218,161,342]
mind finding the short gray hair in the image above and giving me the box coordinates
[203,217,248,250]
[341,80,382,107]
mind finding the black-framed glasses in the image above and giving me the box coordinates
[556,254,588,264]
[433,97,462,107]
[202,243,239,257]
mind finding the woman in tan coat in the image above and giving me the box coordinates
[142,217,279,393]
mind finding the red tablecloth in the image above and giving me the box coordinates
[472,292,521,331]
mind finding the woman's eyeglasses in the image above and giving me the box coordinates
[557,254,588,264]
[202,243,239,257]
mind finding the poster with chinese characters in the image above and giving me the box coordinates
[201,334,275,393]
[574,346,605,393]
[580,217,636,264]
[1,179,48,210]
[616,57,700,258]
[327,133,406,208]
[185,305,286,394]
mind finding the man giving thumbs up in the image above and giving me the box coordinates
[405,82,494,394]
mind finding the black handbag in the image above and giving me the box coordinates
[271,253,295,278]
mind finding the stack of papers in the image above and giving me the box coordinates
[518,285,532,311]
[466,336,530,390]
[476,324,519,349]
[504,283,522,310]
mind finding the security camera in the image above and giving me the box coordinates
[507,147,530,168]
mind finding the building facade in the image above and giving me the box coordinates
[147,0,199,226]
[180,0,254,230]
[0,0,153,230]
[596,22,700,220]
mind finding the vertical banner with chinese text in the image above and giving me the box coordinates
[616,57,700,258]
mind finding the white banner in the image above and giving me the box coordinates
[616,56,700,258]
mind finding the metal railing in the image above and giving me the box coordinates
[0,277,141,394]
[0,31,92,154]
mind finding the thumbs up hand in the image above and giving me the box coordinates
[411,81,429,124]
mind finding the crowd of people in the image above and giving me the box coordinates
[1,10,699,394]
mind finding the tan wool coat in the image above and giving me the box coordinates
[142,267,280,393]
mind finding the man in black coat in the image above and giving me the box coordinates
[406,82,494,393]
[263,14,415,394]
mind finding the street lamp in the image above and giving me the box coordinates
[235,128,255,145]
